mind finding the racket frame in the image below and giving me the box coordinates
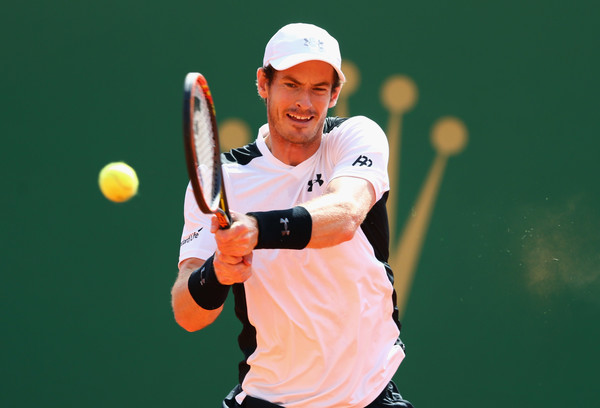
[183,72,231,229]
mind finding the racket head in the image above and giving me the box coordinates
[183,72,230,227]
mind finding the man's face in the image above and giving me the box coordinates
[258,61,341,148]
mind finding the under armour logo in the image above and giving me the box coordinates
[304,37,324,51]
[199,265,207,286]
[352,155,373,167]
[307,173,324,192]
[280,218,290,236]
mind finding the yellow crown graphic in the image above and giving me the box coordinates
[218,60,468,318]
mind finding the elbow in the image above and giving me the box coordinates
[338,223,358,243]
[171,296,220,332]
[173,308,218,332]
[338,204,365,243]
[173,311,203,332]
[171,297,209,332]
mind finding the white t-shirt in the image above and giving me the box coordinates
[179,116,405,408]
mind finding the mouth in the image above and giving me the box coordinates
[287,112,314,123]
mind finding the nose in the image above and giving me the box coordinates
[295,89,311,109]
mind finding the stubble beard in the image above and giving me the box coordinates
[267,99,326,147]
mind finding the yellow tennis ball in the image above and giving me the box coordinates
[98,162,139,203]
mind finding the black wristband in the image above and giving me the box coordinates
[187,255,230,310]
[247,206,312,249]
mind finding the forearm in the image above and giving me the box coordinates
[302,177,375,248]
[245,176,376,250]
[171,258,223,332]
[301,198,363,248]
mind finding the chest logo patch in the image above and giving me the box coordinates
[307,173,324,192]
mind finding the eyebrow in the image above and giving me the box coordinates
[281,75,331,87]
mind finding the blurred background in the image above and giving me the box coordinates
[2,1,599,407]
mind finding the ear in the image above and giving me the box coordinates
[328,84,342,109]
[256,67,269,99]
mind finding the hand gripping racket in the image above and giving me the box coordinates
[183,72,231,229]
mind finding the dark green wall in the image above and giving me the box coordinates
[2,1,599,406]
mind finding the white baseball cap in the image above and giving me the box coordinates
[263,23,346,83]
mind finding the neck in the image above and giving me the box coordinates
[264,131,321,166]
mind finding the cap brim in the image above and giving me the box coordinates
[269,53,346,83]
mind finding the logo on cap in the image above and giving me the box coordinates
[304,37,324,52]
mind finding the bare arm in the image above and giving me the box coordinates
[302,176,376,248]
[171,257,223,332]
[213,176,376,255]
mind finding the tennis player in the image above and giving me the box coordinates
[172,23,414,408]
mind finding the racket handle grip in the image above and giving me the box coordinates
[216,209,231,229]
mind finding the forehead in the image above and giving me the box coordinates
[274,60,336,84]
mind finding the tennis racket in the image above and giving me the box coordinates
[182,72,231,229]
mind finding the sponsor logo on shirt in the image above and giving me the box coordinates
[352,155,373,167]
[180,228,204,247]
[307,173,324,192]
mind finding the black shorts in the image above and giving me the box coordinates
[222,381,414,408]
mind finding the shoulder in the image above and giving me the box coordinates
[323,116,387,149]
[222,141,262,165]
[324,116,384,135]
[323,116,351,133]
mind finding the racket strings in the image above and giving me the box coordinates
[192,91,220,209]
